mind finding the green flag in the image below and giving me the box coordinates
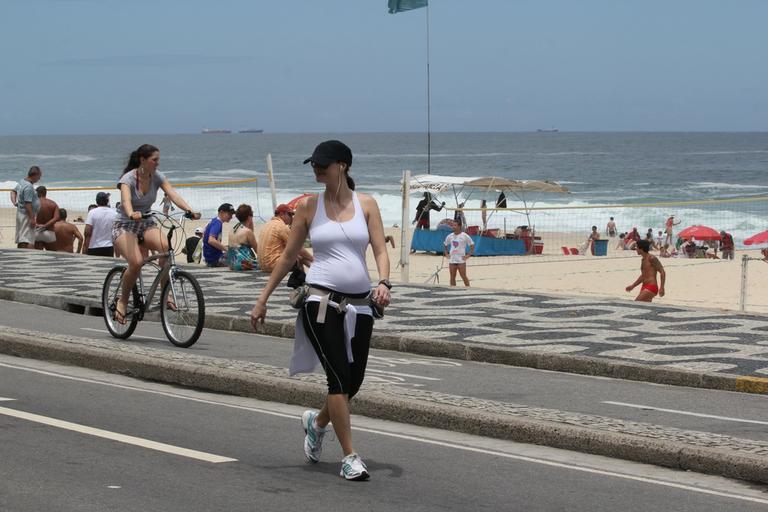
[388,0,428,14]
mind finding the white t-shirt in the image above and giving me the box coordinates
[444,232,474,264]
[85,206,118,248]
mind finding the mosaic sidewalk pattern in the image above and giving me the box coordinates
[2,249,768,377]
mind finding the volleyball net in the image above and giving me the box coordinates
[410,195,768,266]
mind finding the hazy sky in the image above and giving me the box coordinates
[2,0,766,134]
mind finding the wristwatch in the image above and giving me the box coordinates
[378,279,392,290]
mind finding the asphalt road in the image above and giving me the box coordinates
[1,355,767,511]
[3,299,768,443]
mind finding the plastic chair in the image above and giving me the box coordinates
[561,246,570,256]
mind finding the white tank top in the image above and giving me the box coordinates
[306,191,371,294]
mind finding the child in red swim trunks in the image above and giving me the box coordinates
[626,239,666,302]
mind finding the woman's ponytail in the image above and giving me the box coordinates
[345,170,355,190]
[122,144,159,175]
[122,151,139,175]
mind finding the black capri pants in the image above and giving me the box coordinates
[301,301,374,398]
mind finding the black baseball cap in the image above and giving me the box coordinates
[302,140,353,167]
[218,203,235,214]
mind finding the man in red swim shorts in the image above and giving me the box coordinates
[625,239,666,302]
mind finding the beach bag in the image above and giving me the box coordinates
[287,265,309,309]
[227,246,258,271]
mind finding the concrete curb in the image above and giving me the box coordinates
[0,327,766,484]
[3,285,766,396]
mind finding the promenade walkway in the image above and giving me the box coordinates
[1,248,768,384]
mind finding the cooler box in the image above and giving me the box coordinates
[593,239,608,256]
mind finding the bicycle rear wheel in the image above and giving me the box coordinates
[102,266,140,339]
[160,269,205,347]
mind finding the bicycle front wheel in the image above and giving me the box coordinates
[102,266,140,339]
[160,270,205,347]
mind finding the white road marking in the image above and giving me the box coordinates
[80,327,167,343]
[2,358,767,505]
[368,355,462,367]
[0,404,236,464]
[603,401,768,426]
[367,368,441,381]
[0,397,17,401]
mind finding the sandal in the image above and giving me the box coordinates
[113,301,128,325]
[165,299,178,312]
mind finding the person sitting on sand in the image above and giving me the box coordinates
[682,238,696,258]
[703,245,719,259]
[625,239,665,302]
[226,204,259,271]
[624,228,640,250]
[659,243,677,258]
[51,209,83,253]
[615,233,625,249]
[761,248,768,261]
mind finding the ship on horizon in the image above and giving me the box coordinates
[536,127,559,133]
[201,128,231,134]
[238,129,264,133]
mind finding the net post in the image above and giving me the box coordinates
[266,153,277,212]
[740,254,749,312]
[400,170,411,283]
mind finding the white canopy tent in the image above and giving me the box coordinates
[407,174,570,231]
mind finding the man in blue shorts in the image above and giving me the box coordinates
[202,203,235,267]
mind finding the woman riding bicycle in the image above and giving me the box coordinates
[112,144,200,324]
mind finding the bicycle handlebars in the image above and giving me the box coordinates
[141,210,198,220]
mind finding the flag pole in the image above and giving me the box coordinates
[426,2,431,174]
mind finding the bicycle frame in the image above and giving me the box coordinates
[124,214,185,320]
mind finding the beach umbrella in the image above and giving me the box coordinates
[677,225,721,241]
[743,230,768,245]
[286,193,314,211]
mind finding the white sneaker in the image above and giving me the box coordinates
[301,410,326,463]
[340,453,370,481]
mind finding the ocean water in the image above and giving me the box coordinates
[1,132,766,239]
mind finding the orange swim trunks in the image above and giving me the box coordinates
[641,283,659,295]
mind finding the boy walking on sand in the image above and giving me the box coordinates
[444,220,474,286]
[626,239,665,302]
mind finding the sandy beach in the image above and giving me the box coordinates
[2,207,766,315]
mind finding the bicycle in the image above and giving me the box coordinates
[102,211,205,347]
